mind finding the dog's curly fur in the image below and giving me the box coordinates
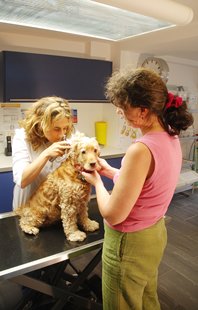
[15,132,100,242]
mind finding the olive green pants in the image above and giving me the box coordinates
[102,218,167,310]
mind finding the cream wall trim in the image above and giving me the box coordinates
[0,25,113,60]
[90,41,111,60]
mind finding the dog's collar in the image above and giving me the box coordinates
[77,172,87,182]
[74,164,93,182]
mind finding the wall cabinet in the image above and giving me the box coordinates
[0,171,14,213]
[0,51,112,102]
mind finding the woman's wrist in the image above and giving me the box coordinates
[95,180,105,192]
[101,167,119,179]
[41,149,52,161]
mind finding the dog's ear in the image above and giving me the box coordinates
[68,142,79,159]
[97,147,101,156]
[90,137,100,156]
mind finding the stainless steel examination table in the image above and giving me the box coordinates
[0,204,104,310]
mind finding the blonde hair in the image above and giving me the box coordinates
[19,96,73,150]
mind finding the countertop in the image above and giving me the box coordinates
[0,155,13,172]
[0,146,125,173]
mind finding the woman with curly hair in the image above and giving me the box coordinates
[12,96,73,210]
[82,68,194,310]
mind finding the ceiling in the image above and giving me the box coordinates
[0,1,197,65]
[119,0,198,65]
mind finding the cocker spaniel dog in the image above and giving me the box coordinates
[15,132,100,242]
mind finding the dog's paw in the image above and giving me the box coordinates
[83,219,99,232]
[67,230,87,242]
[20,225,39,235]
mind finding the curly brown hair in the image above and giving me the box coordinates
[19,96,74,150]
[105,67,193,136]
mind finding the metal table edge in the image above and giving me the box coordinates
[0,238,104,280]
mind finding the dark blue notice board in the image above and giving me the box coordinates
[1,51,112,102]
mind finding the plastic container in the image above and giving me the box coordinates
[95,121,107,145]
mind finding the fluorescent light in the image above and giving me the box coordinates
[0,0,193,41]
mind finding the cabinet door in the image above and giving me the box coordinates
[0,172,14,213]
[1,51,112,101]
[91,157,122,194]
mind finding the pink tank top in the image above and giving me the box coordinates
[108,132,182,232]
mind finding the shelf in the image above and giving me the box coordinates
[175,170,198,193]
[183,159,195,165]
[182,159,195,169]
[175,184,194,194]
[179,135,197,141]
[188,109,198,113]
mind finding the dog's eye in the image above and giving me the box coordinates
[81,150,86,154]
[94,148,98,153]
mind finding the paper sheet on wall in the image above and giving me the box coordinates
[0,104,22,154]
[118,117,141,150]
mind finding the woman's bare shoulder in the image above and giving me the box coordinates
[126,141,151,159]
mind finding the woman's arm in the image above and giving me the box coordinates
[20,150,51,188]
[82,142,152,225]
[20,141,70,188]
[12,130,70,188]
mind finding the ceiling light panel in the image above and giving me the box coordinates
[0,0,174,41]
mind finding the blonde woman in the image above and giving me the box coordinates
[12,96,73,210]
